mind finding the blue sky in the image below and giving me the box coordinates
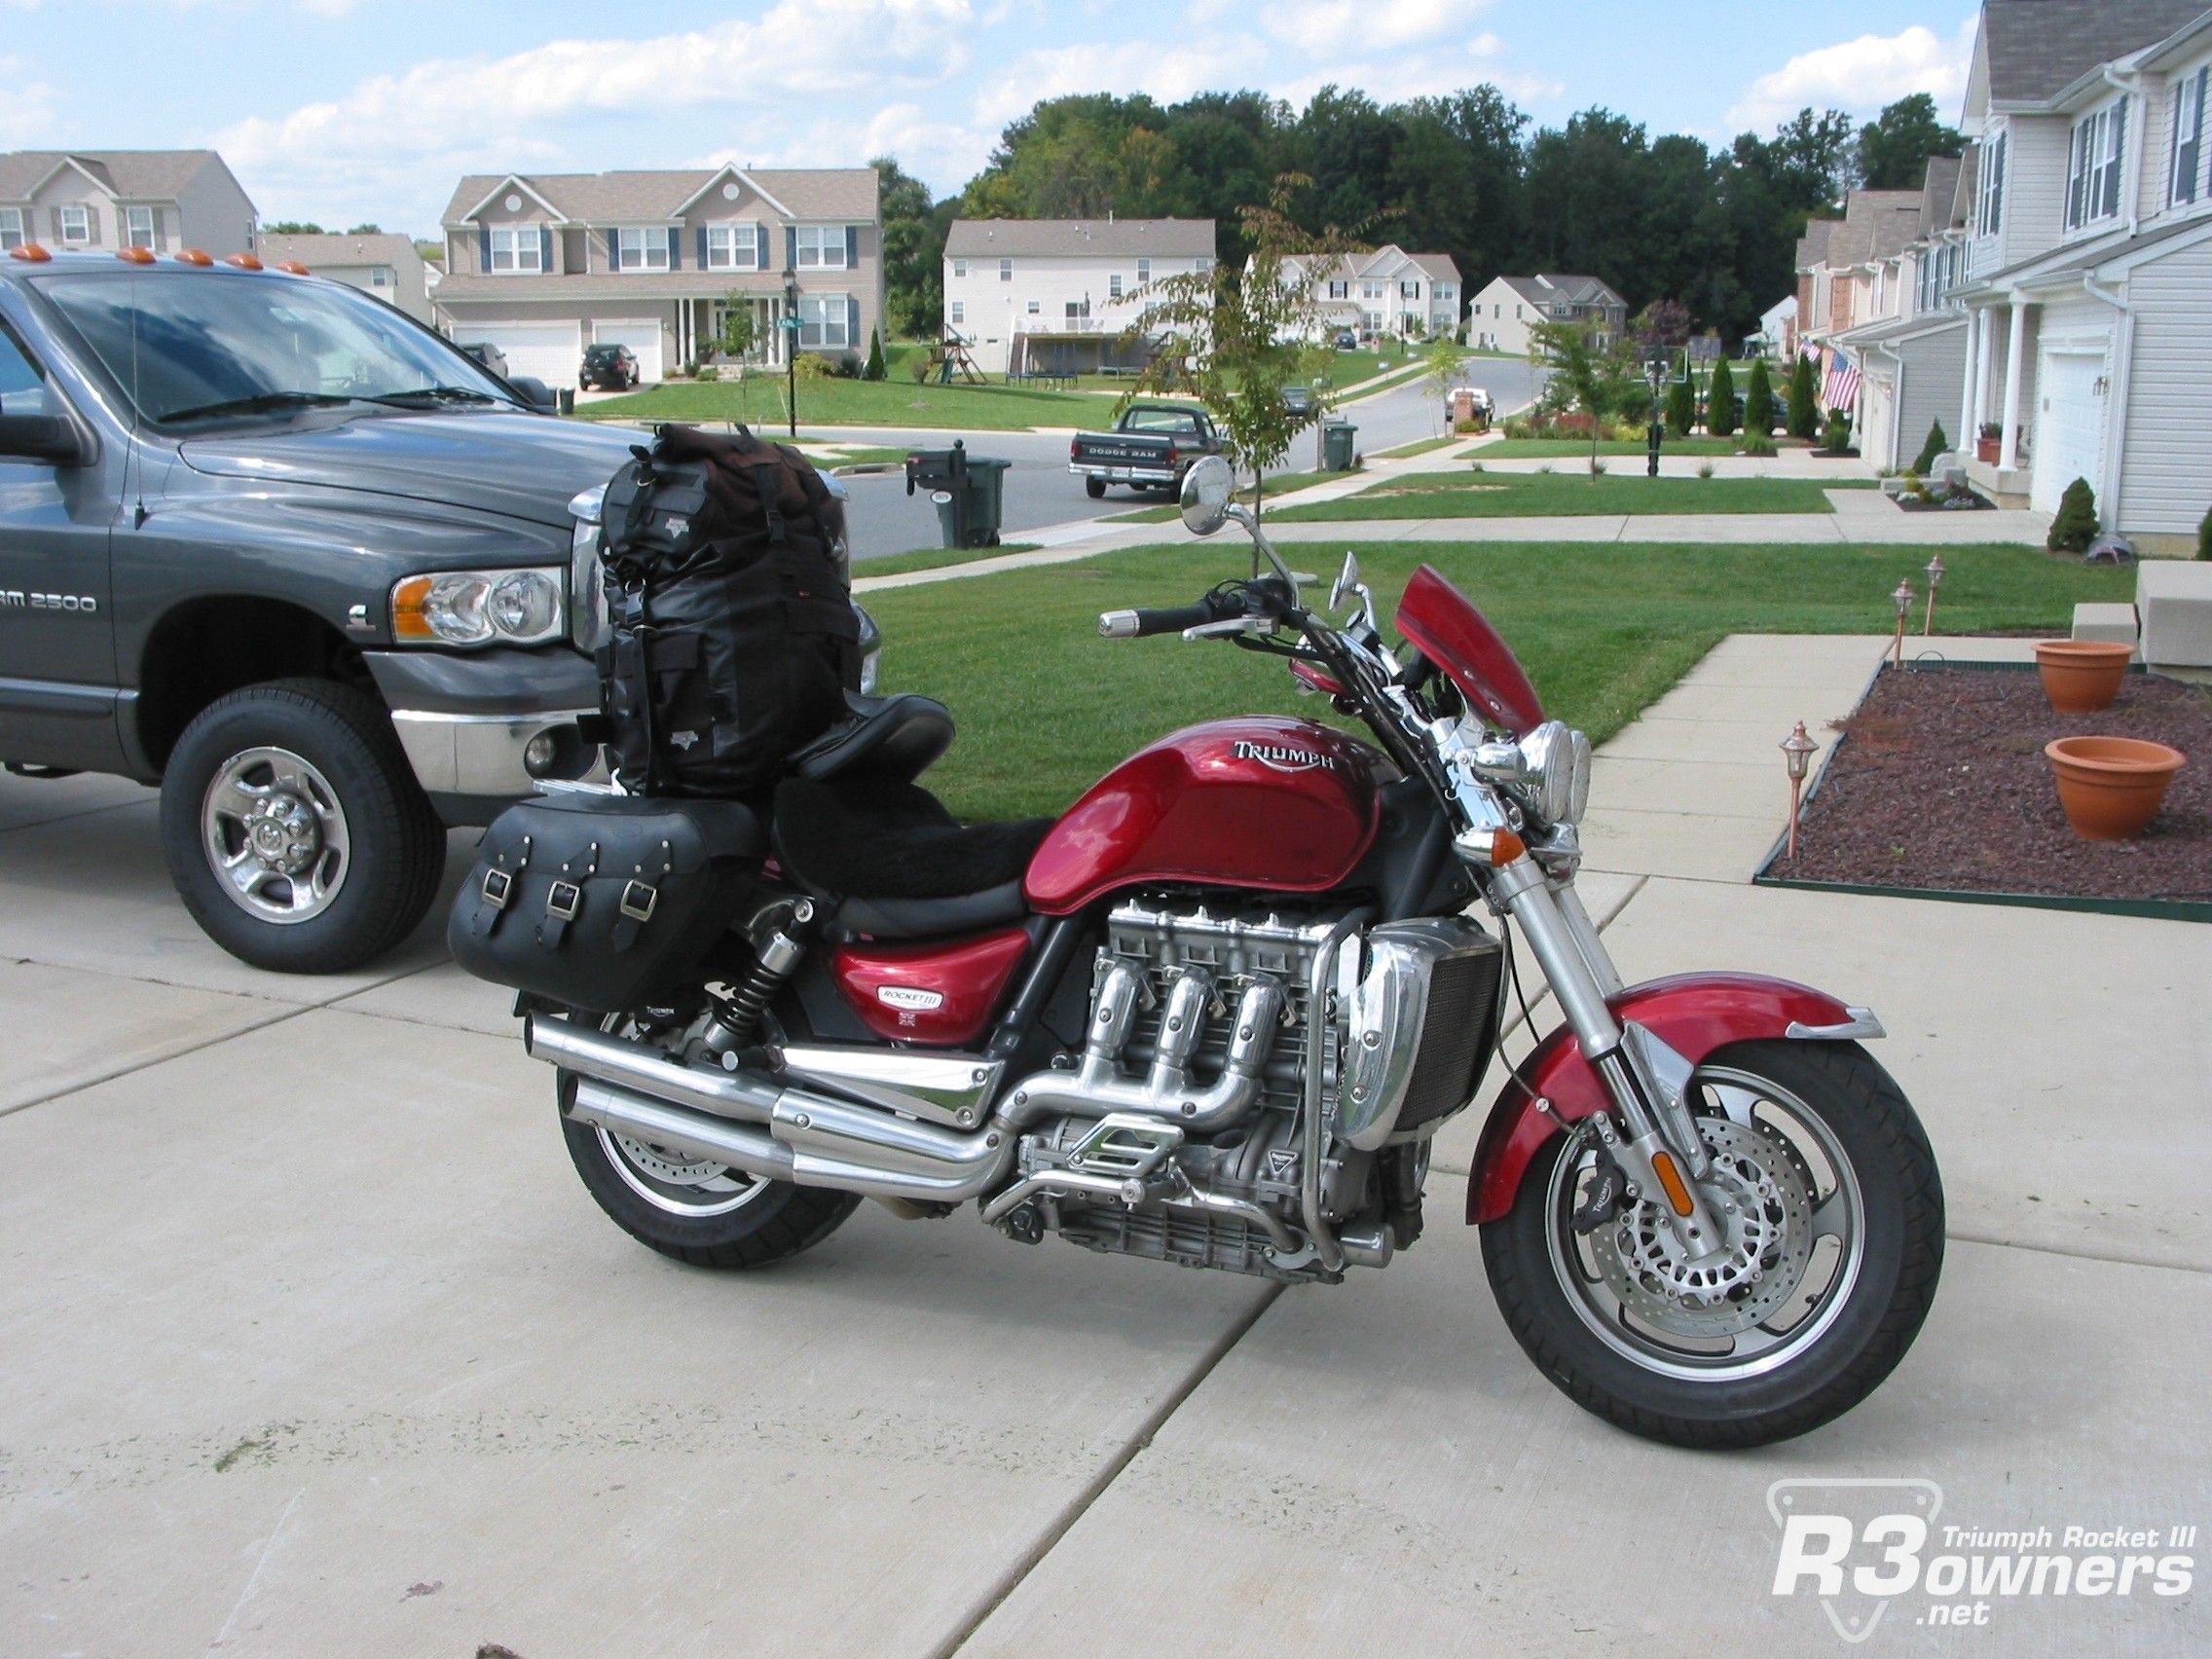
[2,0,1981,234]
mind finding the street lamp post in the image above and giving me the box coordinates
[1645,347,1669,478]
[783,267,799,439]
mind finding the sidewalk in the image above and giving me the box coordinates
[0,636,2203,1654]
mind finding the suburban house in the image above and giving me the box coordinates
[1275,244,1463,341]
[1945,0,2212,542]
[1467,273,1628,354]
[1749,293,1799,359]
[0,149,256,260]
[432,166,885,387]
[941,218,1216,377]
[257,231,435,324]
[1797,162,1973,471]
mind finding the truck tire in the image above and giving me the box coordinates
[159,679,446,975]
[1085,476,1107,499]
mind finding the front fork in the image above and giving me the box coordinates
[1486,852,1729,1257]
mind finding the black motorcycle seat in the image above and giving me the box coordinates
[788,692,955,787]
[771,775,1051,938]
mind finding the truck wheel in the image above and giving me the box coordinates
[1085,476,1106,499]
[159,679,446,975]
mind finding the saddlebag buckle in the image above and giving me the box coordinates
[619,879,658,924]
[545,880,583,922]
[480,867,514,910]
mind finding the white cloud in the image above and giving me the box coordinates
[1272,32,1555,110]
[1727,18,1975,131]
[1265,0,1471,57]
[968,33,1267,129]
[0,55,58,143]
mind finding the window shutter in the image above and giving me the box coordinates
[2104,99,2127,218]
[480,226,493,271]
[668,227,681,269]
[847,296,859,347]
[540,226,552,274]
[755,221,767,270]
[786,226,797,271]
[697,226,709,267]
[84,207,99,246]
[845,225,858,269]
[607,228,619,269]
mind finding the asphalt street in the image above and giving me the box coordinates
[831,354,1544,562]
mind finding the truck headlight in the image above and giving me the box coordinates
[391,567,566,647]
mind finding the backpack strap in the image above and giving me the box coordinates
[748,461,788,544]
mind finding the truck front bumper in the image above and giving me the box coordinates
[365,648,605,827]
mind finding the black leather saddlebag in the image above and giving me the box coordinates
[447,792,766,1012]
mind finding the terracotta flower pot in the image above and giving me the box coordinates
[1975,434,2001,463]
[2044,736,2186,841]
[2034,640,2132,713]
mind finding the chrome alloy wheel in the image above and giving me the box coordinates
[201,746,351,925]
[1543,1065,1866,1382]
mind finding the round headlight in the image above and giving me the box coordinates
[489,570,561,639]
[1516,719,1592,826]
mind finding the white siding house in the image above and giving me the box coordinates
[1275,245,1462,342]
[1465,274,1626,355]
[941,218,1216,377]
[257,232,434,324]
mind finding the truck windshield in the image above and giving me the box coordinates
[33,271,518,424]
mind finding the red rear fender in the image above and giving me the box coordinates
[1465,973,1877,1224]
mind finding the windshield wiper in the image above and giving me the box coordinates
[162,391,364,424]
[364,387,509,408]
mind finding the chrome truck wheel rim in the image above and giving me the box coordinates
[202,747,351,925]
[1544,1065,1866,1382]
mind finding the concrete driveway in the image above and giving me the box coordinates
[1,635,2205,1656]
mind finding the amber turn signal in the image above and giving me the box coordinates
[389,574,436,642]
[1487,828,1527,866]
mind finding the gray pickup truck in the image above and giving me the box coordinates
[1068,402,1223,498]
[0,249,661,973]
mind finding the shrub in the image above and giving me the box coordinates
[1468,461,1485,473]
[1536,461,1554,474]
[907,350,934,384]
[1592,458,1609,475]
[792,351,833,382]
[1821,409,1853,454]
[1608,419,1645,443]
[1666,372,1694,437]
[1787,352,1818,439]
[1913,419,1948,475]
[2199,504,2211,560]
[2047,477,2100,552]
[1697,460,1714,479]
[864,329,886,382]
[1706,359,1737,437]
[1743,357,1775,436]
[680,359,701,380]
[1739,433,1778,458]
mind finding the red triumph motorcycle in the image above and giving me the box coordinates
[458,454,1942,1449]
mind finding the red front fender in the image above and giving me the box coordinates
[1466,973,1872,1224]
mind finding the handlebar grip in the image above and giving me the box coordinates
[1098,599,1225,639]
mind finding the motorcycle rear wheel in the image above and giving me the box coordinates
[1481,1040,1942,1449]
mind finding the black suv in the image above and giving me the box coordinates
[580,343,640,390]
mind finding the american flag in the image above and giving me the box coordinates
[1820,349,1860,412]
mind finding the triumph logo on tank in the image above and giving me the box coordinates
[875,985,945,1012]
[1767,1479,2197,1641]
[1231,739,1339,774]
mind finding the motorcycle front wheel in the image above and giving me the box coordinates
[1481,1040,1942,1449]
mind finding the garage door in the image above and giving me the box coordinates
[460,322,582,387]
[592,319,663,385]
[2032,350,2107,515]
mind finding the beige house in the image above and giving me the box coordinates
[1277,245,1463,341]
[257,231,434,325]
[433,166,885,387]
[1467,273,1627,354]
[942,218,1216,376]
[0,149,257,260]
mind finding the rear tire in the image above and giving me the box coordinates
[1085,476,1107,499]
[1481,1041,1942,1449]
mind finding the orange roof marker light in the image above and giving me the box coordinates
[275,261,311,276]
[174,248,214,267]
[223,252,264,271]
[8,242,52,263]
[117,246,157,265]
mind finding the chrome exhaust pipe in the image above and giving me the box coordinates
[526,1014,779,1124]
[568,1079,794,1180]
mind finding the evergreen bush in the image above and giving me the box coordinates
[1743,357,1775,435]
[1787,352,1818,438]
[1821,409,1853,454]
[1666,372,1694,437]
[1913,420,1948,474]
[1706,359,1737,437]
[864,329,887,382]
[2046,477,2100,553]
[2197,504,2210,560]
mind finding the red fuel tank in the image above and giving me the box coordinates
[1024,717,1382,914]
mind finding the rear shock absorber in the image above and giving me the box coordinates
[706,896,816,1052]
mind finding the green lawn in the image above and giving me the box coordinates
[1481,436,1783,459]
[582,374,1134,432]
[1101,467,1345,523]
[1374,435,1461,460]
[815,446,920,468]
[1269,471,1871,522]
[865,539,2131,821]
[856,542,1042,578]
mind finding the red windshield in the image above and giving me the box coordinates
[1395,564,1544,737]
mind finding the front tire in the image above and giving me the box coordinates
[1482,1040,1942,1449]
[159,679,445,974]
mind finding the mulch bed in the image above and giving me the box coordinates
[1771,662,2212,909]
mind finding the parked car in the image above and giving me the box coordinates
[456,340,509,380]
[579,343,640,391]
[1333,328,1357,350]
[0,250,863,974]
[1069,403,1226,498]
[1282,384,1319,419]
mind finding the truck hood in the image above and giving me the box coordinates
[177,410,645,530]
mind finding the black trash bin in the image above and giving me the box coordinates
[904,439,1012,548]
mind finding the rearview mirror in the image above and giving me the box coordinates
[508,374,559,415]
[1179,454,1235,536]
[1330,551,1362,610]
[0,415,83,465]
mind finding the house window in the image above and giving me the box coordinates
[1435,284,1454,301]
[2066,99,2127,230]
[125,206,156,249]
[707,223,758,271]
[1361,279,1382,299]
[1026,299,1040,313]
[372,267,391,287]
[1978,131,2008,235]
[950,300,965,325]
[56,204,90,244]
[0,208,21,251]
[1515,304,1523,318]
[798,295,849,348]
[617,227,669,272]
[953,258,967,277]
[1400,279,1419,298]
[490,226,542,273]
[1136,258,1150,283]
[999,257,1012,281]
[1109,274,1123,300]
[1193,256,1212,273]
[1328,279,1348,300]
[2171,67,2206,206]
[794,226,846,270]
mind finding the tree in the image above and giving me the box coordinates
[710,295,757,363]
[1913,420,1948,474]
[1856,94,1963,192]
[1743,356,1775,436]
[1787,351,1818,439]
[1122,175,1363,513]
[2047,478,2099,553]
[265,220,322,235]
[872,156,947,339]
[1706,357,1737,437]
[864,328,886,382]
[345,223,382,236]
[1527,316,1643,478]
[1422,332,1464,430]
[1666,369,1695,437]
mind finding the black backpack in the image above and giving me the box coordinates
[596,424,858,798]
